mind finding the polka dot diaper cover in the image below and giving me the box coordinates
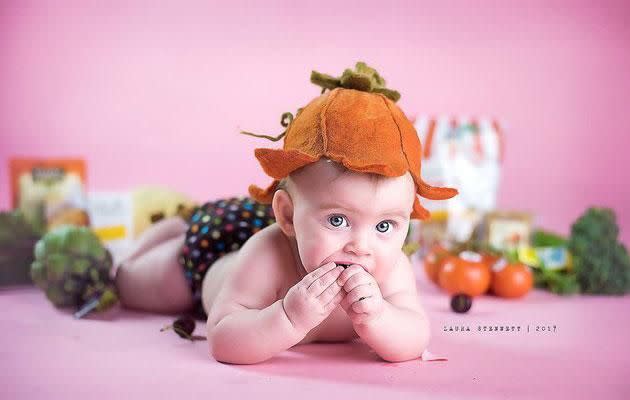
[178,196,276,318]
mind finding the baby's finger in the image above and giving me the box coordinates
[316,276,343,304]
[336,264,365,287]
[342,271,373,293]
[340,293,365,313]
[302,262,338,287]
[324,289,345,312]
[345,284,373,305]
[324,290,345,313]
[339,293,352,312]
[351,296,376,313]
[307,265,343,295]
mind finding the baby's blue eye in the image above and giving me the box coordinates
[328,215,347,227]
[376,221,393,233]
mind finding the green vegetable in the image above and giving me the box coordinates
[30,225,119,317]
[450,239,502,257]
[0,210,42,286]
[531,229,568,247]
[402,242,420,257]
[533,265,580,295]
[568,207,630,295]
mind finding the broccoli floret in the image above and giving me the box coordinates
[568,207,630,295]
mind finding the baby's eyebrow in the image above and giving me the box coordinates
[318,203,408,220]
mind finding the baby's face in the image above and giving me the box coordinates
[287,160,415,282]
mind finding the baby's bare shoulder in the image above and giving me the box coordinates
[236,224,292,274]
[207,224,293,323]
[379,251,418,297]
[379,251,425,315]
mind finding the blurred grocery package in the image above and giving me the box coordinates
[10,158,90,233]
[87,192,134,264]
[409,116,505,253]
[87,186,197,264]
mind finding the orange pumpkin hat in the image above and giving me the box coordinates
[241,62,458,220]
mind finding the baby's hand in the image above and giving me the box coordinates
[337,265,385,325]
[282,262,345,335]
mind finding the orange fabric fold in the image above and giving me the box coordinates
[248,88,458,220]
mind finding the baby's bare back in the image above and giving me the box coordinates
[201,224,357,344]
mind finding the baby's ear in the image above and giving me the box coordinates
[272,189,296,237]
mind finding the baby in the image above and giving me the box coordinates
[115,73,457,364]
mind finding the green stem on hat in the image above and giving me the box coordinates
[239,130,287,142]
[310,70,341,90]
[280,112,294,127]
[372,87,401,103]
[238,111,295,142]
[311,61,401,102]
[238,62,400,144]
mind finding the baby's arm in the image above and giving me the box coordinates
[353,254,431,362]
[207,237,344,364]
[208,296,302,365]
[206,241,299,364]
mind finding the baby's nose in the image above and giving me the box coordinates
[343,232,371,256]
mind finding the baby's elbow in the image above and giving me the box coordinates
[380,342,428,363]
[208,330,268,365]
[415,320,432,358]
[207,328,235,363]
[209,343,235,364]
[208,334,237,364]
[207,332,222,362]
[381,342,428,363]
[209,345,268,365]
[381,326,431,363]
[207,323,232,363]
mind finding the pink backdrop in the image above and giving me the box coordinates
[1,0,629,245]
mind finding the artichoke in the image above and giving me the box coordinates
[30,225,119,318]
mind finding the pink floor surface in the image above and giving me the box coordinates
[2,257,629,399]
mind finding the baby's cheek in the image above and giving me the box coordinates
[297,232,336,270]
[295,235,319,266]
[373,249,400,279]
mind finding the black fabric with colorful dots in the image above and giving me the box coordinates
[178,196,276,319]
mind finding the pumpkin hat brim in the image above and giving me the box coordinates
[246,64,458,220]
[248,148,457,220]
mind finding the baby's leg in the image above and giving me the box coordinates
[118,216,188,268]
[115,234,194,314]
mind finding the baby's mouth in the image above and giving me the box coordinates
[335,263,352,269]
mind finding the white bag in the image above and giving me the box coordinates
[414,116,505,242]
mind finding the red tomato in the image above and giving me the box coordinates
[481,252,501,268]
[423,244,449,284]
[480,253,501,294]
[438,251,492,297]
[490,259,534,299]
